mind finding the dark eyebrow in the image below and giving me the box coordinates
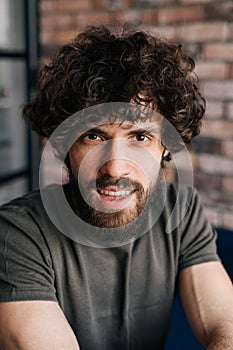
[82,128,109,136]
[127,127,161,136]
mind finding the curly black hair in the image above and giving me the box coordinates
[23,24,205,147]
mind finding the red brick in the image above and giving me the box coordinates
[204,44,233,62]
[222,211,233,230]
[157,5,203,25]
[185,43,201,58]
[205,101,224,119]
[92,0,105,9]
[122,9,142,25]
[109,11,124,24]
[199,190,233,211]
[93,0,134,9]
[179,0,215,3]
[230,64,233,79]
[204,2,233,21]
[125,0,137,7]
[141,9,158,24]
[202,81,233,100]
[222,176,233,194]
[194,171,221,191]
[225,102,233,120]
[136,0,175,5]
[150,25,176,40]
[201,120,233,139]
[40,31,59,46]
[190,136,221,155]
[40,0,58,13]
[221,140,233,158]
[57,0,92,12]
[40,15,73,31]
[76,12,110,27]
[195,62,228,80]
[93,0,132,10]
[125,0,135,6]
[106,1,124,11]
[197,154,233,175]
[175,22,230,42]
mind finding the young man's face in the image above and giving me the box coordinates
[68,118,165,228]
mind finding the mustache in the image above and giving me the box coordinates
[87,175,143,192]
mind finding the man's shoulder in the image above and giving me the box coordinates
[1,184,65,209]
[1,188,42,215]
[164,182,197,207]
[0,189,41,217]
[0,184,65,225]
[0,185,68,249]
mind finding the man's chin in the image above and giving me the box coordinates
[80,206,141,229]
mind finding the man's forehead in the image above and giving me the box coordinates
[98,118,162,130]
[80,115,163,130]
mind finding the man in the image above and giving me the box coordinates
[0,25,233,350]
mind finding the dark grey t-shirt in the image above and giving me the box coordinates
[0,183,219,350]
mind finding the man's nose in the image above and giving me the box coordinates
[99,159,131,178]
[99,139,131,178]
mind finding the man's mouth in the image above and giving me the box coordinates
[95,186,135,208]
[83,176,141,210]
[98,188,133,198]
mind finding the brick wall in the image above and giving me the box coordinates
[39,0,233,230]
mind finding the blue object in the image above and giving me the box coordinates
[165,227,233,350]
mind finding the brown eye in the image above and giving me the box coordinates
[84,134,101,141]
[87,134,99,140]
[135,134,149,142]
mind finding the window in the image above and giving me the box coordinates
[0,0,40,204]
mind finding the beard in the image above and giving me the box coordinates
[68,172,162,232]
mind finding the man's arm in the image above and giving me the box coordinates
[0,300,80,350]
[179,261,233,349]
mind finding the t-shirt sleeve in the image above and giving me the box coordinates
[178,187,219,270]
[0,204,57,302]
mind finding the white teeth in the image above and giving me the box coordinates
[99,190,131,197]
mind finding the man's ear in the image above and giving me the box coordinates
[64,154,72,180]
[162,149,171,162]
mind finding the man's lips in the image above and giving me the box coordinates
[95,186,135,206]
[98,188,133,198]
